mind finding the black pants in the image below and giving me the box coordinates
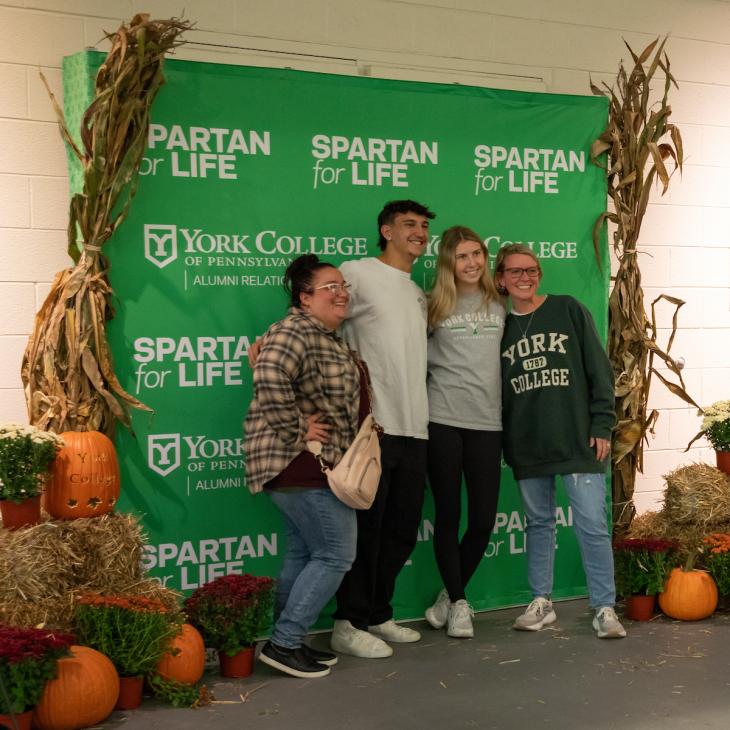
[427,422,502,602]
[334,435,426,629]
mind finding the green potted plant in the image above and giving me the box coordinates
[0,423,64,529]
[184,574,274,678]
[0,625,74,730]
[614,538,679,620]
[704,533,730,604]
[73,593,181,710]
[698,400,730,475]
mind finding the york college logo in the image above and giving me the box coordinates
[148,433,181,476]
[144,224,178,269]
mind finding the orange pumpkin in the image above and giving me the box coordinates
[33,645,119,730]
[658,567,718,621]
[155,623,206,684]
[46,431,120,519]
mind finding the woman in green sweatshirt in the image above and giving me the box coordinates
[494,243,625,640]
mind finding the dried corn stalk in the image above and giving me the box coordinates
[590,38,701,535]
[22,14,191,436]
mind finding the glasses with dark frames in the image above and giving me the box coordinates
[502,267,540,278]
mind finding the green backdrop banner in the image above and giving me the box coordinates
[62,51,609,620]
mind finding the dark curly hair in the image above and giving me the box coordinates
[283,254,336,307]
[377,199,436,251]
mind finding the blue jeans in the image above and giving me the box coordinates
[269,488,357,649]
[518,473,615,609]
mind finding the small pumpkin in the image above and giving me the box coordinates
[658,567,718,621]
[33,645,119,730]
[45,431,120,519]
[155,623,206,685]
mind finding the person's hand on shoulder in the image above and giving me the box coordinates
[247,337,262,367]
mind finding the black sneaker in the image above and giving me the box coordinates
[258,641,331,678]
[300,643,338,666]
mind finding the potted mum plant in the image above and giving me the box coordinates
[0,423,64,529]
[700,400,730,475]
[73,593,181,710]
[703,533,730,606]
[614,538,679,620]
[0,625,74,730]
[184,574,274,678]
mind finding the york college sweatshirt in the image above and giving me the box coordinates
[500,294,616,480]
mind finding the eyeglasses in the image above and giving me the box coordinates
[310,282,351,295]
[502,267,540,278]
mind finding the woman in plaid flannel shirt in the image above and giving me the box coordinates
[245,254,368,679]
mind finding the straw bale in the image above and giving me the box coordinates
[0,512,180,630]
[662,463,730,528]
[627,509,730,564]
[626,510,670,539]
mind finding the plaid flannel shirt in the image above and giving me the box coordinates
[243,309,361,494]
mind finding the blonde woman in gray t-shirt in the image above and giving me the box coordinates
[424,226,505,638]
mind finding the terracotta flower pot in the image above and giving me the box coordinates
[716,450,730,477]
[0,709,32,730]
[625,594,656,621]
[0,495,41,530]
[218,647,254,678]
[114,675,144,710]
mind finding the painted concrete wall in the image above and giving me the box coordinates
[1,0,728,512]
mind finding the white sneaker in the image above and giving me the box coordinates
[425,589,450,629]
[512,597,557,631]
[593,606,627,639]
[368,619,421,643]
[330,620,393,658]
[447,599,474,638]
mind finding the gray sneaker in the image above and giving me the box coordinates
[593,606,627,639]
[512,597,557,631]
[447,599,474,638]
[425,589,450,629]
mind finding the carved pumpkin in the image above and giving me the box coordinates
[658,567,718,621]
[155,623,206,684]
[46,431,120,519]
[33,645,119,730]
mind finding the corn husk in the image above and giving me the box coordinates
[21,14,191,436]
[590,38,700,534]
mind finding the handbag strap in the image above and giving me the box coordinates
[305,346,382,474]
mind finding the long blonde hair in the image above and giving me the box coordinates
[428,226,500,329]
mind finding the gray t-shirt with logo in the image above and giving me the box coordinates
[427,293,505,430]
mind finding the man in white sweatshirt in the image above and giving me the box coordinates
[331,199,435,658]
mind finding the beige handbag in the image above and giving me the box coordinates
[307,413,382,509]
[306,353,382,509]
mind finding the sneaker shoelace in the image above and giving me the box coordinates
[597,607,618,623]
[527,598,549,616]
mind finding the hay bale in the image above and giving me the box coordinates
[627,508,730,563]
[662,463,730,528]
[627,510,670,539]
[0,512,180,630]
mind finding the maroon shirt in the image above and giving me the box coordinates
[265,363,370,490]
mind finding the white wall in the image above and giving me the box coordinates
[1,0,727,511]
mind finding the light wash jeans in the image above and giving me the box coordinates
[518,473,616,608]
[269,488,357,649]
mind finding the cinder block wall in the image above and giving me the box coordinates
[1,1,728,511]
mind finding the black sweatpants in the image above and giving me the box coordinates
[334,435,426,629]
[427,422,502,602]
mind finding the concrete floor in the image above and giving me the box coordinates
[107,599,730,730]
